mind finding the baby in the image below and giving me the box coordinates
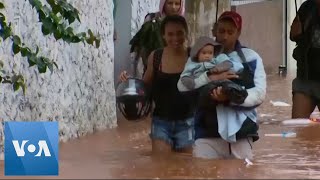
[180,36,247,105]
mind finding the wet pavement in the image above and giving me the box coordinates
[1,73,320,179]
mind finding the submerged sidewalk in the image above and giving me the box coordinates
[1,74,320,179]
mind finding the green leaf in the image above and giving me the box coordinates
[62,35,72,44]
[41,17,53,35]
[74,9,81,22]
[38,9,47,21]
[37,57,47,73]
[42,17,53,28]
[52,4,61,14]
[86,29,96,45]
[68,15,75,24]
[95,38,100,48]
[51,13,61,24]
[86,37,94,45]
[66,27,73,34]
[12,43,21,54]
[38,65,47,73]
[0,12,6,22]
[53,28,62,40]
[71,36,81,43]
[1,26,12,40]
[0,61,3,69]
[29,0,42,10]
[21,47,31,57]
[27,55,37,67]
[12,35,21,45]
[88,29,94,37]
[0,2,5,9]
[13,82,20,91]
[41,24,51,35]
[46,0,55,6]
[35,46,39,55]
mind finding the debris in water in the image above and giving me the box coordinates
[270,100,291,107]
[260,114,274,118]
[282,119,317,125]
[245,158,253,167]
[265,132,297,138]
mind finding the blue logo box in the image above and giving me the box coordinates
[4,121,59,176]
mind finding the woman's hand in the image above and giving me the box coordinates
[119,71,130,82]
[210,87,229,102]
[208,71,239,81]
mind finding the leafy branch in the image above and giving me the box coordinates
[31,0,100,47]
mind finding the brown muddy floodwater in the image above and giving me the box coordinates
[1,74,320,179]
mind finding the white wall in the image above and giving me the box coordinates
[114,0,133,83]
[185,0,230,45]
[0,0,117,157]
[131,0,161,37]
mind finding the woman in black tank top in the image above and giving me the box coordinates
[119,15,196,154]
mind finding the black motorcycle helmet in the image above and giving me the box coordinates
[116,78,152,121]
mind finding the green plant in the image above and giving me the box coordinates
[0,0,100,94]
[129,17,164,69]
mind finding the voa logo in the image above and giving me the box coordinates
[12,140,51,157]
[5,121,59,176]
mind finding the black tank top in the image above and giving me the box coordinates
[151,49,195,121]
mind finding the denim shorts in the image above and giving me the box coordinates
[150,116,195,150]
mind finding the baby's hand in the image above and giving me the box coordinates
[210,61,233,73]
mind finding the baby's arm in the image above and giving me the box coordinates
[211,54,244,74]
[178,59,211,91]
[179,58,202,90]
[210,61,233,74]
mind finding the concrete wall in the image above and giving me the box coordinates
[235,0,284,74]
[131,0,161,37]
[185,0,230,45]
[0,0,117,157]
[114,0,133,84]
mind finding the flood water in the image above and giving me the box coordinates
[1,74,320,179]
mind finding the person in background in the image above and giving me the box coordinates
[290,0,320,119]
[130,0,186,77]
[144,0,185,22]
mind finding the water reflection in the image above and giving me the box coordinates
[1,75,320,179]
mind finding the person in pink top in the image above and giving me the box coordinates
[130,0,186,76]
[144,0,185,22]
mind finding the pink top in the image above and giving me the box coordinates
[159,0,185,17]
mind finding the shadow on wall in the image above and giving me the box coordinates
[185,0,230,46]
[234,0,284,75]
